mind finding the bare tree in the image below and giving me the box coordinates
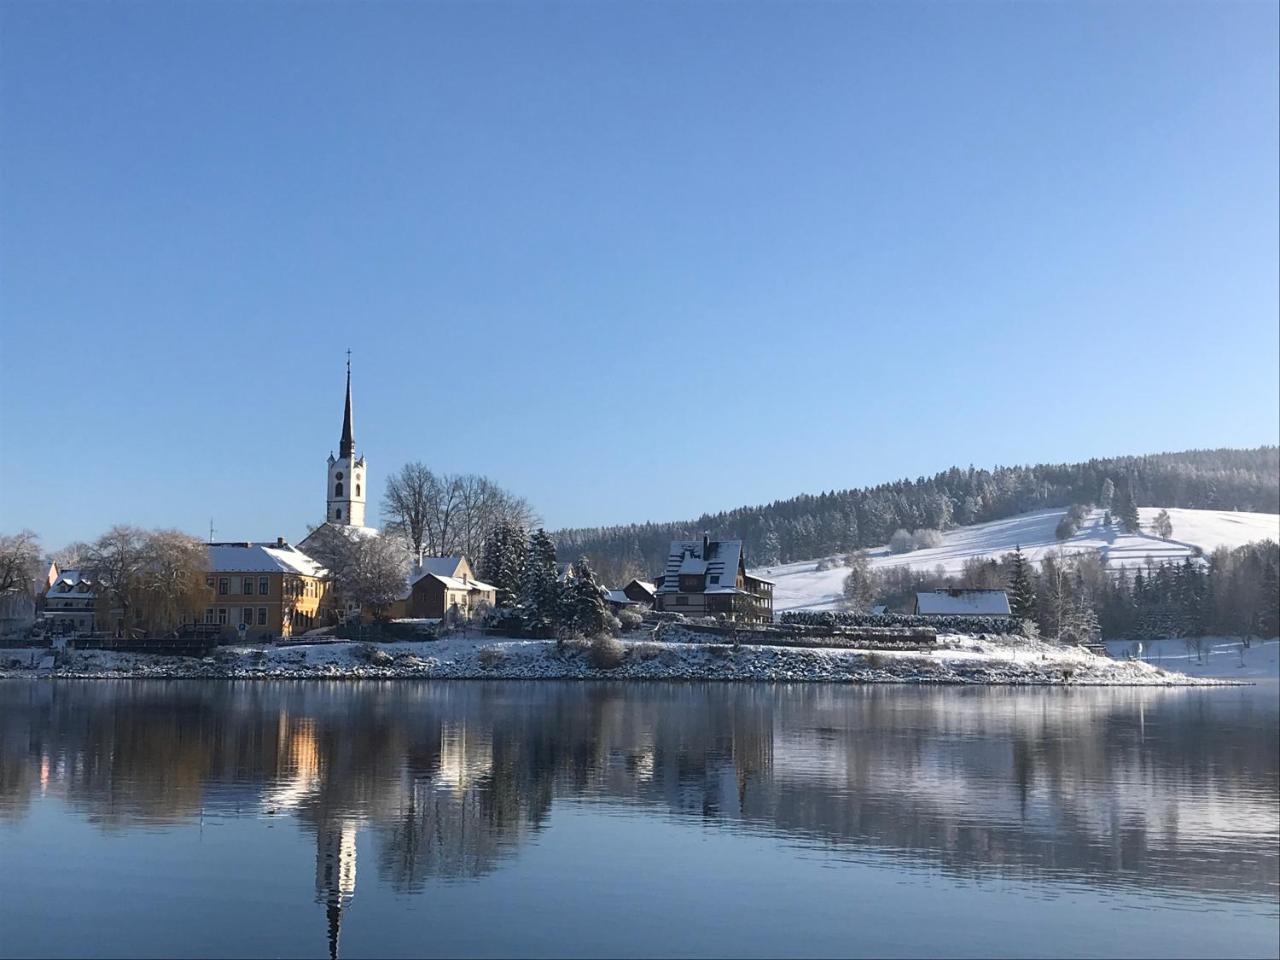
[142,530,209,633]
[382,462,435,560]
[84,525,151,635]
[0,531,41,600]
[50,541,92,569]
[347,535,410,620]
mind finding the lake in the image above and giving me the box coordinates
[1,680,1276,959]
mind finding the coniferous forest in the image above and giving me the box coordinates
[554,447,1279,583]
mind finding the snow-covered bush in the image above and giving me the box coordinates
[911,528,943,550]
[815,556,845,572]
[782,610,1020,635]
[617,609,644,633]
[627,642,665,662]
[888,529,915,554]
[587,635,626,669]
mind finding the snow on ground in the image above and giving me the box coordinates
[1103,636,1280,682]
[756,507,1280,614]
[0,630,1238,685]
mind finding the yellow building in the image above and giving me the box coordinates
[205,540,330,641]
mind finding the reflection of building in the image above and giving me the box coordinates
[315,818,358,960]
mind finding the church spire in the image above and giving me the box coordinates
[339,351,355,460]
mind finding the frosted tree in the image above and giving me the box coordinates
[1118,479,1141,533]
[565,557,610,637]
[0,530,41,602]
[1006,546,1037,622]
[1099,478,1115,511]
[521,528,561,636]
[1152,509,1173,541]
[841,551,876,611]
[888,529,914,555]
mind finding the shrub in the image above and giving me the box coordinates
[782,610,1019,635]
[815,556,845,572]
[628,642,665,662]
[864,652,888,670]
[617,609,645,632]
[888,529,915,554]
[477,646,509,670]
[911,528,943,550]
[707,644,733,659]
[587,634,626,670]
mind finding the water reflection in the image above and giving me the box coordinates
[1,680,1276,956]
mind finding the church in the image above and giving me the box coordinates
[300,358,379,553]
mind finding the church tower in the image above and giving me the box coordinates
[326,355,367,527]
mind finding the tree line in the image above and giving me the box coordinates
[842,539,1280,644]
[554,447,1279,583]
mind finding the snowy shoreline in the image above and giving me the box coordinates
[3,632,1270,686]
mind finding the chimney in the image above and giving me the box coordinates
[702,532,709,556]
[277,537,286,548]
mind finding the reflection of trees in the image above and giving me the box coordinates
[1,681,1275,906]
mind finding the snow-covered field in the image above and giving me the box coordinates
[0,630,1258,686]
[757,506,1280,614]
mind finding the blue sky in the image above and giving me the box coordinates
[2,1,1277,550]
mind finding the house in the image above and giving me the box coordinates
[396,556,497,622]
[914,588,1011,617]
[40,569,102,635]
[205,540,330,641]
[654,536,774,623]
[621,579,657,607]
[603,589,637,612]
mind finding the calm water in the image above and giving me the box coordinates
[1,681,1276,959]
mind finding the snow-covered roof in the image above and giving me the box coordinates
[47,570,95,597]
[604,589,637,605]
[208,542,327,578]
[915,589,1011,616]
[421,574,496,593]
[659,539,744,594]
[626,580,656,596]
[412,557,467,580]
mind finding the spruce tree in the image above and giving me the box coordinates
[1118,478,1141,533]
[521,528,561,636]
[1007,546,1037,621]
[567,557,609,637]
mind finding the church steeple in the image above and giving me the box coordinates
[325,352,367,527]
[339,351,355,459]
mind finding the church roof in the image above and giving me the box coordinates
[339,358,355,460]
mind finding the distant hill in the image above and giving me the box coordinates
[554,447,1279,584]
[760,506,1280,614]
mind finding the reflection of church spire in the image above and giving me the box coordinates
[315,819,358,960]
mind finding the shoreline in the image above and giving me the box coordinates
[1,631,1253,686]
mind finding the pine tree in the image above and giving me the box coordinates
[1118,478,1141,533]
[1099,477,1116,511]
[521,528,561,636]
[566,557,609,637]
[1007,546,1037,621]
[480,521,527,608]
[842,551,875,611]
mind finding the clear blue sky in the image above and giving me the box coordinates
[2,1,1277,550]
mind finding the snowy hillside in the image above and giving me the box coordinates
[756,507,1280,614]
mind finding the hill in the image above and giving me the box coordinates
[555,447,1280,585]
[758,507,1280,614]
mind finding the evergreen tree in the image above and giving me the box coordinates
[479,521,527,607]
[1118,478,1142,533]
[566,557,610,637]
[841,551,875,611]
[521,528,561,636]
[1007,546,1037,621]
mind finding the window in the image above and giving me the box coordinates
[259,576,269,595]
[335,471,344,481]
[710,575,720,585]
[205,608,214,624]
[334,482,344,497]
[334,508,342,520]
[218,578,229,596]
[206,577,214,590]
[242,577,254,596]
[355,484,361,497]
[217,608,228,625]
[257,607,267,626]
[242,607,253,625]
